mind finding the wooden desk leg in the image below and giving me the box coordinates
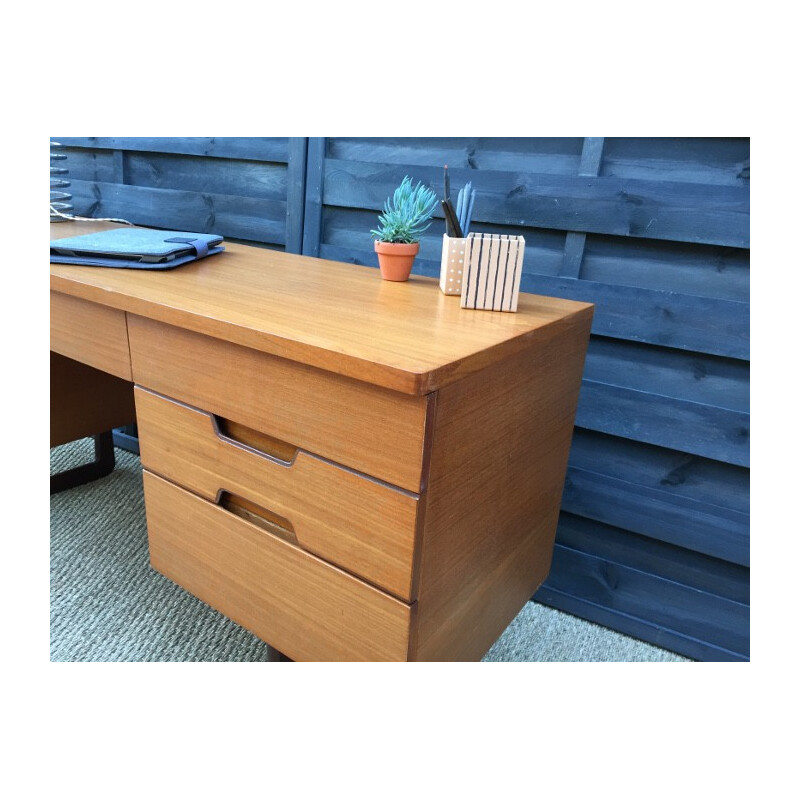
[50,431,116,494]
[265,645,292,662]
[50,352,136,493]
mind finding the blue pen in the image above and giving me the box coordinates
[464,186,475,236]
[459,182,473,235]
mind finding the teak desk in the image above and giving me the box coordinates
[50,221,593,662]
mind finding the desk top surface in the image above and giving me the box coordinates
[51,222,593,394]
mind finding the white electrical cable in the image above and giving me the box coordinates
[50,203,133,225]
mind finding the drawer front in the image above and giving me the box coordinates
[51,291,132,381]
[135,387,420,600]
[143,470,413,662]
[128,315,430,493]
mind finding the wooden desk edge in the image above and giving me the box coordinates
[50,274,594,396]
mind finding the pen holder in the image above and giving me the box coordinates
[441,233,526,311]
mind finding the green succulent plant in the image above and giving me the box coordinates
[371,176,438,244]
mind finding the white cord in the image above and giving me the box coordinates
[50,203,133,226]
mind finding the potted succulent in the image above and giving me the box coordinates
[371,175,438,281]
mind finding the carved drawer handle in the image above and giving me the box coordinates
[214,416,298,466]
[218,491,298,546]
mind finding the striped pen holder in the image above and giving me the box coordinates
[441,232,525,311]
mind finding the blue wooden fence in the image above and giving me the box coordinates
[56,137,308,252]
[54,136,750,662]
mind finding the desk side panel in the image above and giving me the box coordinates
[412,308,593,661]
[50,352,135,447]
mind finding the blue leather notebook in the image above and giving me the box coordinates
[50,228,225,269]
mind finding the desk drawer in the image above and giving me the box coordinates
[128,315,430,493]
[136,387,420,600]
[50,291,132,381]
[143,470,413,661]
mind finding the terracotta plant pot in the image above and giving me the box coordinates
[374,241,420,282]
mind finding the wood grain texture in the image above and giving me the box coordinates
[50,290,132,381]
[135,387,421,600]
[322,159,749,247]
[412,307,593,661]
[50,352,135,446]
[128,316,430,493]
[143,471,413,662]
[50,221,593,395]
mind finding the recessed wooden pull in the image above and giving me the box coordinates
[215,416,298,464]
[219,492,298,545]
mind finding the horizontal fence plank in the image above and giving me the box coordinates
[123,152,288,200]
[58,147,119,183]
[520,274,749,360]
[537,541,749,660]
[581,234,749,303]
[54,137,290,162]
[601,137,750,186]
[569,429,749,514]
[322,159,749,248]
[562,466,749,565]
[70,181,286,245]
[555,512,749,603]
[327,137,749,186]
[535,586,745,662]
[584,337,748,411]
[328,136,585,174]
[576,380,749,467]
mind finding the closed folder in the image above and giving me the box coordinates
[50,227,225,269]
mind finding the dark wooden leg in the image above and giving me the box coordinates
[265,644,292,661]
[50,431,116,494]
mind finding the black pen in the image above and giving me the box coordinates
[442,199,463,238]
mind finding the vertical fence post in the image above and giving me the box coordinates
[302,138,327,257]
[285,138,308,254]
[559,137,605,279]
